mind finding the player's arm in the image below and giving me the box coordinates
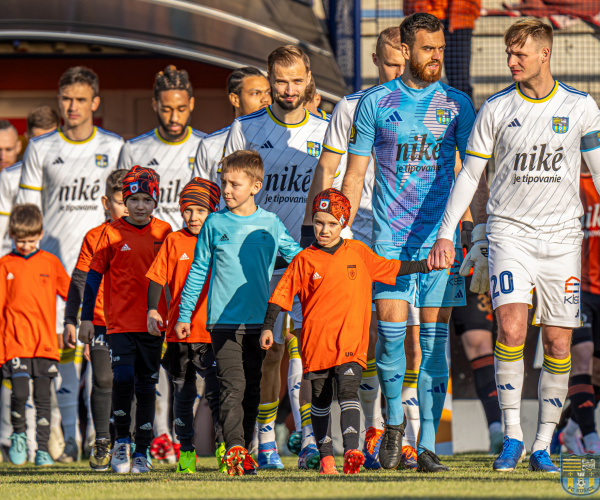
[116,141,134,170]
[16,142,42,207]
[222,119,246,157]
[580,96,600,194]
[176,220,213,337]
[276,217,302,263]
[0,173,13,240]
[193,138,212,181]
[341,154,370,228]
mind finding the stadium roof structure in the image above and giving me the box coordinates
[0,0,348,101]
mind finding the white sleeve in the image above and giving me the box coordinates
[116,141,134,170]
[581,96,600,194]
[465,100,494,161]
[323,98,352,155]
[16,142,42,208]
[194,138,214,182]
[0,172,11,238]
[223,119,246,157]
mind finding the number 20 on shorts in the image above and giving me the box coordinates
[491,271,514,298]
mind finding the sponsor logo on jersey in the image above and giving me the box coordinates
[188,157,195,170]
[552,116,569,134]
[312,271,322,280]
[508,118,521,128]
[220,234,229,242]
[261,140,274,149]
[565,276,580,304]
[385,111,403,123]
[95,154,108,168]
[263,165,313,202]
[307,141,321,157]
[52,157,64,165]
[347,264,357,280]
[560,454,600,496]
[148,158,159,166]
[395,134,441,169]
[121,243,131,251]
[511,144,564,178]
[6,272,14,280]
[58,177,102,203]
[180,253,190,261]
[436,108,451,125]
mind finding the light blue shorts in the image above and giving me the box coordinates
[372,245,466,307]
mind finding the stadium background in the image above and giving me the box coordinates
[1,0,598,453]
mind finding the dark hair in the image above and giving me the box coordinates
[304,77,316,102]
[9,204,43,238]
[219,150,264,183]
[59,66,99,96]
[400,13,443,49]
[105,169,128,198]
[154,65,193,99]
[26,106,59,134]
[268,45,311,75]
[227,67,265,96]
[376,27,401,57]
[0,120,16,134]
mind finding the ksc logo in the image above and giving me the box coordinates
[95,154,108,168]
[436,109,451,125]
[552,116,569,134]
[188,157,195,170]
[561,454,600,496]
[565,276,580,305]
[307,141,321,157]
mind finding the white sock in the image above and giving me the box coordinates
[358,359,384,430]
[287,336,303,432]
[153,367,171,438]
[494,342,525,442]
[55,360,79,442]
[532,355,570,453]
[300,403,316,448]
[401,369,420,448]
[257,400,278,445]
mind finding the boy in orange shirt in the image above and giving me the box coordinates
[63,169,128,471]
[79,165,172,474]
[146,177,224,474]
[262,189,433,475]
[1,204,70,466]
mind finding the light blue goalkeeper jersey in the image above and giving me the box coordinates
[349,78,476,249]
[178,206,301,330]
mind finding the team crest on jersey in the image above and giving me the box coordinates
[561,454,600,496]
[552,117,569,134]
[130,181,139,194]
[307,141,321,157]
[95,154,108,168]
[188,157,195,170]
[319,199,330,210]
[347,265,357,280]
[436,109,451,125]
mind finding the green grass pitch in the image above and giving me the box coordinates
[0,455,569,499]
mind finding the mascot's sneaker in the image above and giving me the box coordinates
[363,427,384,470]
[257,441,284,469]
[343,449,365,474]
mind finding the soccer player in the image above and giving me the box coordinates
[118,65,204,231]
[16,66,124,463]
[0,120,21,171]
[431,18,600,472]
[194,67,271,183]
[63,169,128,471]
[263,188,432,475]
[343,13,477,472]
[174,150,301,476]
[301,26,410,469]
[79,166,172,474]
[1,204,70,467]
[223,46,331,470]
[146,177,224,474]
[0,107,60,246]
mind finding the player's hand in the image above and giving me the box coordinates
[428,238,455,270]
[83,343,90,362]
[340,226,353,240]
[300,225,314,249]
[459,223,489,293]
[78,320,95,344]
[147,309,164,336]
[461,221,474,251]
[175,321,191,340]
[261,330,274,350]
[63,323,77,349]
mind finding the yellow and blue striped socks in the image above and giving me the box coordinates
[300,402,316,449]
[494,341,524,441]
[257,400,278,444]
[358,358,384,430]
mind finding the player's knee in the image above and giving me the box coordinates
[112,364,134,388]
[93,367,113,390]
[543,337,571,360]
[262,342,284,370]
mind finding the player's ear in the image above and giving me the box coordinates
[401,42,410,61]
[101,195,110,212]
[151,98,158,113]
[188,96,195,113]
[229,92,240,109]
[251,180,263,195]
[91,95,101,113]
[372,52,378,67]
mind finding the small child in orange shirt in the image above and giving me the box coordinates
[0,204,70,467]
[146,177,224,474]
[262,189,435,475]
[79,165,172,474]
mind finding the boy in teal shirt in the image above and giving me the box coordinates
[175,150,300,476]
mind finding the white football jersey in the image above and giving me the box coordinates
[194,125,230,183]
[224,106,330,241]
[323,89,375,244]
[467,81,600,245]
[0,161,22,253]
[118,127,205,230]
[16,127,124,272]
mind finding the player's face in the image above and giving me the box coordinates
[235,76,272,116]
[313,212,342,248]
[506,37,547,83]
[269,61,310,112]
[220,169,262,212]
[12,233,43,256]
[304,92,322,116]
[404,29,445,84]
[373,45,406,84]
[0,128,21,169]
[102,191,128,221]
[153,90,194,142]
[125,193,155,225]
[58,83,100,130]
[182,205,210,235]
